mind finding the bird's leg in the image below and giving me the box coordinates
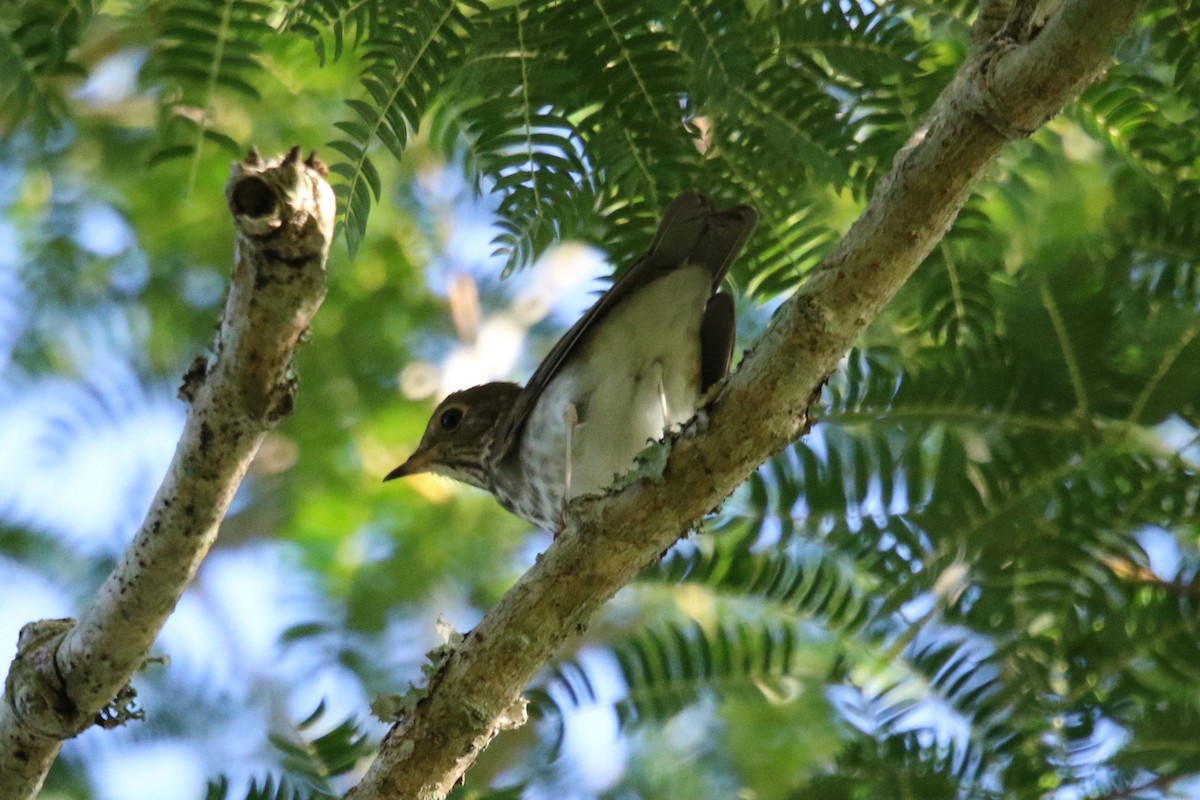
[562,402,578,496]
[653,361,671,434]
[556,402,579,537]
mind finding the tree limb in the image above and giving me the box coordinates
[0,148,335,800]
[348,0,1142,797]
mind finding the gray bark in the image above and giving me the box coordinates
[0,148,335,800]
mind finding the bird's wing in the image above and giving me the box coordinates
[699,291,736,393]
[492,191,758,463]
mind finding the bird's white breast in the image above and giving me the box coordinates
[520,265,712,506]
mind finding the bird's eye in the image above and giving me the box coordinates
[439,407,464,431]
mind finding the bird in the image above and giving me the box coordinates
[385,192,757,531]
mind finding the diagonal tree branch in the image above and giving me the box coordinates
[0,148,336,800]
[348,0,1142,797]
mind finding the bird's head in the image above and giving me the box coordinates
[385,381,522,491]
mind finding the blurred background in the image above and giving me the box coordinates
[2,2,1200,799]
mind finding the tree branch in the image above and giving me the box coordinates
[348,0,1142,797]
[0,148,335,800]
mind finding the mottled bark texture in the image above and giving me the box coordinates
[0,148,335,800]
[348,1,1142,798]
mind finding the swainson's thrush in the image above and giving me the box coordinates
[386,192,757,530]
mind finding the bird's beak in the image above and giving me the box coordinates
[383,449,433,482]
